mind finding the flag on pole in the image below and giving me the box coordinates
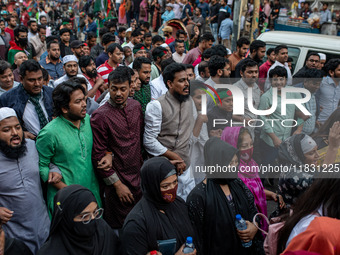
[94,0,111,17]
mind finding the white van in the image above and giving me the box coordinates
[257,31,340,75]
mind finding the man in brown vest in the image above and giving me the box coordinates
[143,63,195,200]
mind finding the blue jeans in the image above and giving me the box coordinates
[210,23,218,44]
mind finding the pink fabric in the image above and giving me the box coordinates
[192,56,202,67]
[221,126,268,231]
[139,0,148,22]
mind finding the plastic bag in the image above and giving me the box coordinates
[307,12,321,27]
[310,0,322,12]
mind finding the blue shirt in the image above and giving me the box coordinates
[219,18,233,39]
[83,21,97,39]
[198,2,210,18]
[161,10,175,23]
[316,76,340,123]
[320,9,331,24]
[220,5,231,14]
[39,56,65,81]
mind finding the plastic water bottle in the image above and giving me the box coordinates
[235,214,252,248]
[183,236,195,253]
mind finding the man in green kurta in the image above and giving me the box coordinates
[36,80,106,216]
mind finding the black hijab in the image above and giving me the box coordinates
[203,137,254,254]
[278,134,306,166]
[139,157,195,250]
[38,185,119,255]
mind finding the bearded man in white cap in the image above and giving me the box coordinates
[54,55,91,89]
[0,107,60,254]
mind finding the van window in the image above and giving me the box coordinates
[263,44,300,73]
[306,50,340,66]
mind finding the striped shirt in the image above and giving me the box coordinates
[97,60,119,84]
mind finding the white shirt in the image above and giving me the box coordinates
[194,64,199,77]
[28,31,38,42]
[172,52,186,63]
[173,3,182,19]
[143,98,195,201]
[150,75,167,100]
[100,92,110,107]
[286,207,323,248]
[22,94,49,136]
[190,100,209,183]
[54,74,92,90]
[143,100,168,156]
[264,60,292,92]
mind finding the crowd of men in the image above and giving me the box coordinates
[0,1,339,254]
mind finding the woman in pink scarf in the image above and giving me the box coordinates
[139,0,149,22]
[221,126,285,231]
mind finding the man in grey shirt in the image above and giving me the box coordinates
[0,107,61,254]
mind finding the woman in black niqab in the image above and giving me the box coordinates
[121,157,195,255]
[186,137,265,255]
[37,185,119,255]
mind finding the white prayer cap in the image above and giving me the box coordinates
[300,135,317,154]
[63,55,78,65]
[166,3,174,8]
[161,43,169,49]
[0,107,17,122]
[318,53,326,61]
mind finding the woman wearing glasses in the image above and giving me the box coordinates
[37,185,119,255]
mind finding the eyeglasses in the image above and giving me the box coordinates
[78,208,104,224]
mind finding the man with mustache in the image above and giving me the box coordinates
[30,25,47,60]
[54,55,91,88]
[39,41,64,81]
[7,26,37,65]
[0,60,53,140]
[91,66,143,235]
[0,60,20,96]
[132,57,152,115]
[79,55,106,101]
[0,107,52,254]
[36,80,105,217]
[144,63,196,201]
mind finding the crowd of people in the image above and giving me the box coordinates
[0,0,339,255]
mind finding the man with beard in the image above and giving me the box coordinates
[132,57,152,115]
[79,55,106,100]
[70,40,85,60]
[205,56,231,112]
[144,63,195,200]
[91,66,143,235]
[228,37,249,77]
[97,43,123,85]
[316,58,340,124]
[13,52,28,82]
[27,20,38,42]
[0,60,53,139]
[0,107,52,254]
[4,16,17,42]
[39,41,64,80]
[30,25,47,60]
[234,40,266,78]
[36,80,103,217]
[54,55,91,88]
[183,33,215,65]
[0,61,20,96]
[7,26,37,65]
[128,43,148,68]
